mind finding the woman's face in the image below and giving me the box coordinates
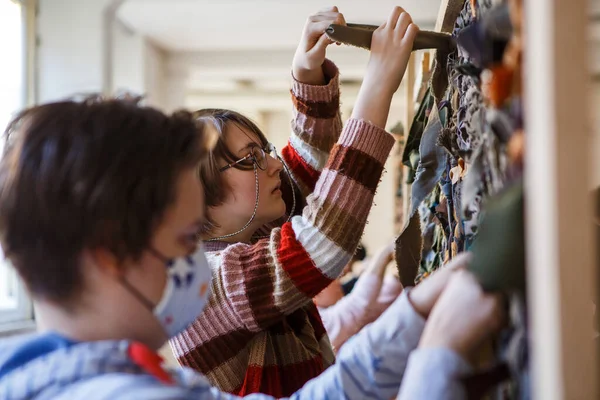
[209,124,286,235]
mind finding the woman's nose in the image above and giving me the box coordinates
[267,153,283,175]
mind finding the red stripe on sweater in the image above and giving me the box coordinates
[277,223,333,298]
[281,144,320,191]
[235,355,325,397]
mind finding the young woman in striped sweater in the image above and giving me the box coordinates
[169,5,421,397]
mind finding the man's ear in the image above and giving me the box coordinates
[86,247,122,277]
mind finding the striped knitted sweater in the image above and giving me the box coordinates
[169,60,395,397]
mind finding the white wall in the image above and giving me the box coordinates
[37,0,113,102]
[112,20,145,96]
[38,0,169,108]
[112,18,168,109]
[144,41,167,110]
[260,110,291,152]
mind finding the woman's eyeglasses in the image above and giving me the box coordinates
[219,143,278,172]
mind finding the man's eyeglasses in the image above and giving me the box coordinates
[219,143,278,172]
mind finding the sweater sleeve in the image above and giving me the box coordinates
[251,60,341,243]
[281,59,343,198]
[396,348,473,400]
[200,118,395,333]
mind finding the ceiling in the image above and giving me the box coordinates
[118,0,441,51]
[116,0,442,106]
[113,0,600,123]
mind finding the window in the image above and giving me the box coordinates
[0,257,32,326]
[0,0,34,331]
[0,0,25,140]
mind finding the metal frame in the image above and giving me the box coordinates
[0,0,36,333]
[0,266,33,326]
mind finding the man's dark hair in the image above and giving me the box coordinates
[0,98,209,303]
[353,243,367,262]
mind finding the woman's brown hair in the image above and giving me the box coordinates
[193,109,269,233]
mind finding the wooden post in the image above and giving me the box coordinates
[524,0,597,398]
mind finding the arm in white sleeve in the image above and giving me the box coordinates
[396,347,473,400]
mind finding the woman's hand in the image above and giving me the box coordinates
[292,6,346,85]
[419,270,506,363]
[407,252,471,319]
[352,6,419,128]
[364,6,419,97]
